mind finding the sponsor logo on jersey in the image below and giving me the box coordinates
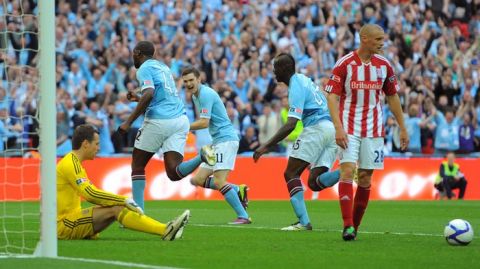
[143,80,152,86]
[329,74,341,83]
[76,178,87,185]
[289,107,302,114]
[201,108,208,114]
[350,81,383,90]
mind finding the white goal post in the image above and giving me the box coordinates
[36,0,56,258]
[1,0,56,257]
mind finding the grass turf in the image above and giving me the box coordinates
[1,200,479,269]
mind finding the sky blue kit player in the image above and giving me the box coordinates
[117,41,216,211]
[182,66,251,225]
[254,53,339,231]
[192,86,238,144]
[136,60,185,120]
[287,73,331,127]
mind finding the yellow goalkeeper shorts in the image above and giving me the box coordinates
[57,207,97,240]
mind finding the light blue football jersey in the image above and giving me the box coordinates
[287,73,331,127]
[136,59,185,119]
[192,84,239,144]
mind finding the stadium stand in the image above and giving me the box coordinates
[1,0,479,156]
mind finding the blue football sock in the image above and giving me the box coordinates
[317,170,340,188]
[132,179,145,211]
[220,184,248,219]
[287,177,310,225]
[230,183,239,193]
[176,155,202,178]
[290,191,310,225]
[203,177,239,192]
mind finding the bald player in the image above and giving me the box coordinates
[325,24,408,240]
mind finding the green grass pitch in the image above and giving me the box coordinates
[1,200,479,269]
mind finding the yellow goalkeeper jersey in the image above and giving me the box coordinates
[56,152,127,221]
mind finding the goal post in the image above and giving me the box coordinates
[37,0,56,257]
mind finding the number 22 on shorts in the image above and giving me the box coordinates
[373,149,384,163]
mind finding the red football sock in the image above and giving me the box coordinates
[353,185,371,231]
[338,181,353,227]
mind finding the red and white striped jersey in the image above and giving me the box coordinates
[324,51,399,138]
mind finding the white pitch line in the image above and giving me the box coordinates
[190,223,444,237]
[55,256,185,269]
[0,255,184,269]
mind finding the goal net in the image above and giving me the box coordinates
[0,0,56,257]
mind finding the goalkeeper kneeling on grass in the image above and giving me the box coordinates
[57,124,190,240]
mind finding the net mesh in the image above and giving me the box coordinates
[0,0,41,255]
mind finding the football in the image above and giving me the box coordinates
[444,219,474,246]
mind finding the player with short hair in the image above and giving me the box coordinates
[182,66,251,224]
[118,41,216,211]
[253,53,339,231]
[325,24,408,240]
[57,124,190,240]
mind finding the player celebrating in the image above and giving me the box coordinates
[325,24,408,241]
[118,41,216,211]
[181,66,251,224]
[57,124,190,240]
[253,53,338,231]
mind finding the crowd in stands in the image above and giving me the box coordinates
[1,0,480,157]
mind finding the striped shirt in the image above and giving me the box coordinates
[324,51,399,137]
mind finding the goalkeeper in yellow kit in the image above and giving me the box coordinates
[57,124,190,240]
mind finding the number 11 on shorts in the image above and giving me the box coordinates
[216,153,223,163]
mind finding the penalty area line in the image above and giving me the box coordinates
[0,255,184,269]
[190,223,444,237]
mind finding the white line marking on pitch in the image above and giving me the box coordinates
[0,255,184,269]
[190,223,444,237]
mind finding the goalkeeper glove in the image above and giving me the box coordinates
[125,198,144,215]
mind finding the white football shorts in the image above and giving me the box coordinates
[338,134,385,170]
[134,115,189,155]
[200,140,239,171]
[290,119,337,169]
